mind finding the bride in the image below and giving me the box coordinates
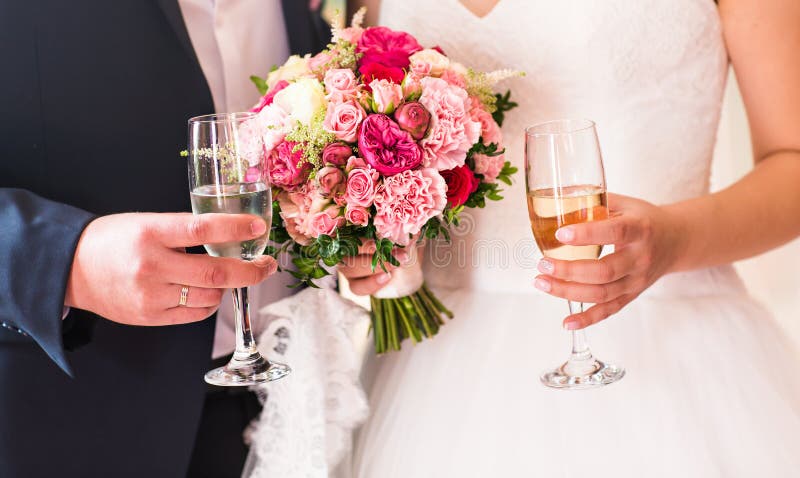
[341,0,800,476]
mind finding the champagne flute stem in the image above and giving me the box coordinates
[567,300,592,362]
[231,287,258,361]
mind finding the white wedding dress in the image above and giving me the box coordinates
[353,1,800,476]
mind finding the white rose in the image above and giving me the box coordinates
[409,49,450,77]
[267,54,312,89]
[272,78,327,126]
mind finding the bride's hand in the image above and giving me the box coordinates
[339,241,410,296]
[533,193,686,330]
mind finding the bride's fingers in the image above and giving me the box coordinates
[562,293,639,330]
[534,274,633,304]
[347,272,393,296]
[538,251,636,284]
[556,215,643,247]
[340,254,397,279]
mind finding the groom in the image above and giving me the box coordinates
[0,1,329,476]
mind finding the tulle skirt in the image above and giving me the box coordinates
[353,267,800,477]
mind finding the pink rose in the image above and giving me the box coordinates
[323,100,366,142]
[418,77,482,170]
[268,141,312,190]
[308,51,333,77]
[345,166,379,207]
[324,68,359,101]
[316,166,346,198]
[372,168,447,246]
[358,114,423,175]
[338,26,364,44]
[345,155,368,172]
[357,27,423,70]
[473,153,505,183]
[345,205,370,226]
[394,101,431,140]
[369,79,403,114]
[309,207,345,237]
[322,142,352,166]
[251,80,290,113]
[401,73,423,101]
[470,105,503,146]
[409,49,450,77]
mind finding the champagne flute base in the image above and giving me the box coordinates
[540,358,624,390]
[204,353,291,387]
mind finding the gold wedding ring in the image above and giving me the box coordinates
[179,285,190,307]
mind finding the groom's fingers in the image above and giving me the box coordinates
[164,252,277,289]
[158,284,224,309]
[148,213,268,248]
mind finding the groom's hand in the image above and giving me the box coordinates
[64,213,278,326]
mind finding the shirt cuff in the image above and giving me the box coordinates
[62,307,70,320]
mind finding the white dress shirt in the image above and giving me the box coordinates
[179,0,296,358]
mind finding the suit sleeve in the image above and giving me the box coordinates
[0,188,95,376]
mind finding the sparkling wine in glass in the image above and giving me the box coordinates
[188,112,290,386]
[525,119,624,389]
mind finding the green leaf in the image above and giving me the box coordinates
[250,75,269,96]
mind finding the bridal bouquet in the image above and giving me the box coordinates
[247,9,519,353]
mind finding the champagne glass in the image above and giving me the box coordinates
[525,119,625,389]
[188,112,290,386]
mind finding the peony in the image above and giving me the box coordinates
[418,77,482,170]
[345,204,370,226]
[409,48,450,77]
[268,141,312,190]
[372,168,447,246]
[359,62,405,88]
[473,153,505,183]
[323,100,366,142]
[251,80,290,113]
[369,79,403,114]
[440,165,479,207]
[266,54,311,89]
[256,103,294,152]
[322,142,352,166]
[358,114,423,175]
[277,187,330,245]
[357,26,423,70]
[309,207,345,237]
[470,106,503,146]
[272,78,326,126]
[316,166,346,198]
[394,101,431,141]
[324,68,359,101]
[345,166,379,207]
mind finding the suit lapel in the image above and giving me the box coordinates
[155,0,201,65]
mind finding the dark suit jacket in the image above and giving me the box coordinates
[0,1,328,476]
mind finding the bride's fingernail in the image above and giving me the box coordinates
[534,277,551,292]
[395,250,409,263]
[377,273,392,285]
[563,320,580,330]
[555,227,574,243]
[538,259,554,274]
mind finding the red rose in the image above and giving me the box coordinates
[356,27,423,69]
[359,62,405,88]
[440,165,479,207]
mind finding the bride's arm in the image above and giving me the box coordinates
[535,0,800,329]
[347,0,381,26]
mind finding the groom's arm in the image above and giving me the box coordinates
[0,188,95,376]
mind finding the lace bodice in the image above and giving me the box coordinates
[380,0,730,295]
